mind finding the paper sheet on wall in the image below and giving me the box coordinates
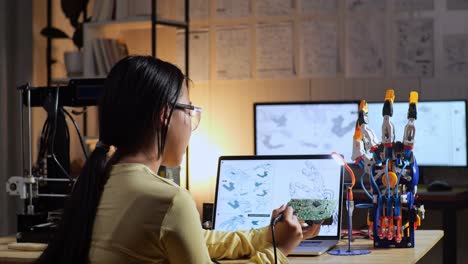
[346,0,385,12]
[443,34,468,76]
[216,26,251,80]
[216,0,251,18]
[177,0,210,21]
[301,20,338,77]
[256,23,294,78]
[447,0,468,10]
[393,18,434,77]
[394,0,434,12]
[176,29,210,81]
[345,16,385,77]
[256,0,293,16]
[300,0,338,13]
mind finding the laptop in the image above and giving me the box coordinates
[212,155,343,256]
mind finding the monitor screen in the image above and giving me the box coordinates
[213,155,343,238]
[367,100,467,167]
[254,102,359,162]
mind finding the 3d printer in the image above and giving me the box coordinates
[5,78,104,243]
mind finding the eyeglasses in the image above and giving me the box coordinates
[174,103,202,131]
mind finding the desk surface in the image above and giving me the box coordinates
[221,230,443,264]
[0,230,442,264]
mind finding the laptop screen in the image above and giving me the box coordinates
[213,155,343,239]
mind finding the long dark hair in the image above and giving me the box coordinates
[35,56,185,264]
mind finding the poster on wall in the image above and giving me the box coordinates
[345,15,385,78]
[216,26,252,80]
[394,0,434,11]
[393,18,434,77]
[301,20,338,77]
[176,29,210,81]
[447,0,468,10]
[216,0,251,18]
[256,22,295,78]
[346,0,385,12]
[300,0,337,13]
[443,34,468,76]
[256,0,293,16]
[177,0,210,21]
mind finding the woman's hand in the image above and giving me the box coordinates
[301,221,322,240]
[266,205,303,255]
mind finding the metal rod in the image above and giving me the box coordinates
[27,88,32,178]
[184,0,190,190]
[151,0,156,57]
[47,0,52,86]
[19,90,25,176]
[37,194,69,198]
[36,178,75,182]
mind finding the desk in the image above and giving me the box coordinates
[353,186,468,264]
[220,230,443,264]
[0,230,442,264]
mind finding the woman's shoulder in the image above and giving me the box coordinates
[109,163,183,197]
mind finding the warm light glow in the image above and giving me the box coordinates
[331,151,355,188]
[188,129,223,213]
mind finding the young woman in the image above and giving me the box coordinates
[35,56,321,264]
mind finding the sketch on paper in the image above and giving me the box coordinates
[447,0,468,10]
[345,16,385,77]
[346,0,385,12]
[216,26,251,80]
[176,29,210,81]
[256,23,294,78]
[301,20,338,77]
[177,0,209,20]
[300,0,337,13]
[216,0,251,18]
[256,0,293,16]
[394,0,434,11]
[443,35,468,75]
[393,19,434,77]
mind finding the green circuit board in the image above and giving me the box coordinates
[287,199,337,221]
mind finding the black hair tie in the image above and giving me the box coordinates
[96,141,110,153]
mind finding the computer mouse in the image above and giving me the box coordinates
[427,180,452,192]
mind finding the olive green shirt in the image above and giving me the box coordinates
[89,163,288,263]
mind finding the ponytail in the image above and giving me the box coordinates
[35,142,111,264]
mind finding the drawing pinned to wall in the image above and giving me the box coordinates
[443,34,468,75]
[394,0,434,11]
[301,20,338,77]
[256,22,295,78]
[256,0,294,16]
[393,18,434,77]
[216,26,252,80]
[177,0,210,21]
[300,0,338,13]
[346,0,385,12]
[345,16,385,77]
[216,0,251,18]
[447,0,468,10]
[176,29,210,81]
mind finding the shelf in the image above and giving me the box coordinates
[85,16,188,31]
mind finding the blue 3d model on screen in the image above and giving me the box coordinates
[352,89,425,248]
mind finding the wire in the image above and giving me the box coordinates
[63,108,88,160]
[270,213,283,264]
[49,87,73,181]
[395,161,408,198]
[369,164,381,197]
[360,171,372,199]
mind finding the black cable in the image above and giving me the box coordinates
[49,87,73,181]
[270,213,283,264]
[63,108,88,160]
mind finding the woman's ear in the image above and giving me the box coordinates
[160,105,171,126]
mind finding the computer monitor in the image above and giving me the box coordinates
[254,102,359,162]
[367,100,467,167]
